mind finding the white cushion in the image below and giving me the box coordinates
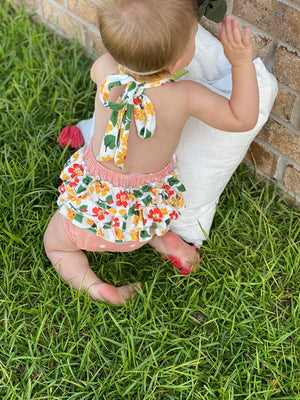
[78,24,278,247]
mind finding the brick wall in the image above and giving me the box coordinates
[11,0,300,204]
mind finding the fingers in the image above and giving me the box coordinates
[232,19,242,43]
[220,14,249,46]
[219,14,253,66]
[243,27,251,46]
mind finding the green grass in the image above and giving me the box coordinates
[1,3,299,399]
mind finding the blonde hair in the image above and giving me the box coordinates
[97,0,198,77]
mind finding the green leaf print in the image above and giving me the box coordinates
[106,195,113,204]
[82,175,93,185]
[128,204,137,216]
[108,80,121,90]
[104,134,116,150]
[140,230,152,239]
[74,214,83,223]
[141,184,152,192]
[133,189,143,198]
[96,201,107,210]
[177,184,186,192]
[110,110,119,126]
[142,195,152,206]
[77,185,87,194]
[79,205,88,213]
[168,176,180,186]
[139,127,152,139]
[128,81,137,91]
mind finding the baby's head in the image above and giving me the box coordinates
[97,0,198,78]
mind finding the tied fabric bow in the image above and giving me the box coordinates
[98,73,172,170]
[197,0,227,23]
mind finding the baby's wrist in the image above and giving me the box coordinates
[230,59,253,68]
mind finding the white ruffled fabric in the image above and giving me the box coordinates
[57,145,186,244]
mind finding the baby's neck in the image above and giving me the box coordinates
[119,65,171,83]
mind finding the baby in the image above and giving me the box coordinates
[44,0,258,304]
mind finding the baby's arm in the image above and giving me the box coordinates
[220,15,259,130]
[185,15,259,132]
[90,53,118,85]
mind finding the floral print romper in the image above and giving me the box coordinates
[57,71,186,246]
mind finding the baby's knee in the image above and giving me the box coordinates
[43,221,53,255]
[43,211,60,253]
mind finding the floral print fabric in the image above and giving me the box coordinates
[57,148,186,244]
[98,73,172,170]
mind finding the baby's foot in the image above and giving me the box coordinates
[149,232,200,274]
[89,281,142,305]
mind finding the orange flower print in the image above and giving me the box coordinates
[92,206,108,221]
[120,131,129,147]
[144,101,154,116]
[101,80,109,100]
[59,183,66,194]
[176,195,184,208]
[96,228,104,237]
[160,228,168,236]
[131,215,140,227]
[114,228,124,241]
[91,181,110,197]
[116,190,129,207]
[129,229,141,241]
[148,208,163,223]
[72,151,80,162]
[112,217,120,227]
[101,155,114,162]
[150,187,159,197]
[134,107,146,122]
[162,184,175,197]
[169,195,176,204]
[134,200,141,210]
[169,211,178,220]
[115,147,127,166]
[78,192,88,202]
[68,163,84,179]
[128,193,135,202]
[67,209,76,220]
[160,207,168,217]
[67,193,82,206]
[69,177,79,188]
[106,121,114,133]
[61,173,70,181]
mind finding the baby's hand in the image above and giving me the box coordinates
[219,14,253,67]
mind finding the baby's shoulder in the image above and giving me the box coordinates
[91,53,118,84]
[164,79,194,104]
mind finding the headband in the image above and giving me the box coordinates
[197,0,227,23]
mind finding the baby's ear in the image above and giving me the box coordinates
[168,55,185,75]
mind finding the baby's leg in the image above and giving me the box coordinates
[149,231,200,274]
[43,211,141,304]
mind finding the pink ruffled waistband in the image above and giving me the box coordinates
[82,142,176,187]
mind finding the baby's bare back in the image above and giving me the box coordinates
[91,55,189,174]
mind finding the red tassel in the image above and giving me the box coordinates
[57,125,84,149]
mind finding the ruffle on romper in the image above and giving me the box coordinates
[57,144,186,244]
